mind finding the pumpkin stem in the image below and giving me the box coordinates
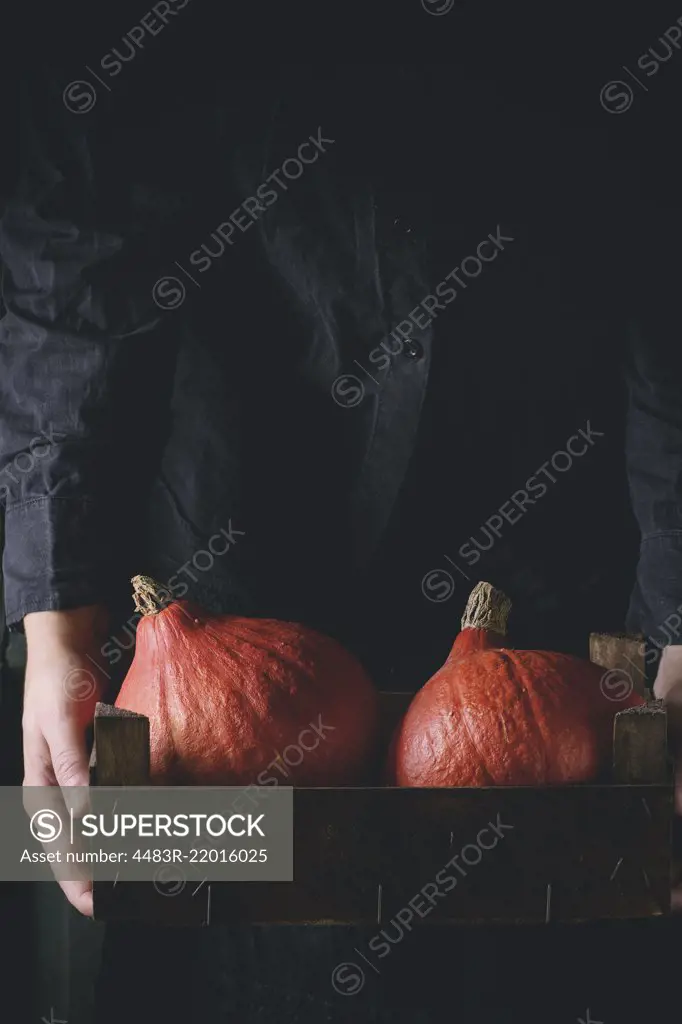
[132,575,173,616]
[448,582,511,659]
[461,582,511,636]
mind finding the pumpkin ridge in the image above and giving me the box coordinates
[204,618,317,703]
[528,651,562,781]
[164,609,245,781]
[199,617,331,780]
[199,620,268,771]
[208,619,324,684]
[219,618,310,655]
[154,613,181,783]
[505,649,551,783]
[451,671,496,786]
[171,611,206,781]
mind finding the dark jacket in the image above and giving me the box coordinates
[2,56,682,688]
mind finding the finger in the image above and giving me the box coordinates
[46,718,92,816]
[47,717,90,788]
[24,719,95,907]
[60,879,94,918]
[22,754,92,901]
[22,725,57,787]
[22,728,62,824]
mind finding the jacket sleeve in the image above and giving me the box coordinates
[0,66,175,627]
[624,196,682,644]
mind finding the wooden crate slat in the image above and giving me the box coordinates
[89,665,674,927]
[91,785,671,926]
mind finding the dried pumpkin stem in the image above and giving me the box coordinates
[132,575,173,616]
[461,581,511,635]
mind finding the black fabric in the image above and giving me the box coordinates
[2,59,680,687]
[0,64,432,654]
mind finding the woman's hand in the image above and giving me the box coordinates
[22,605,110,916]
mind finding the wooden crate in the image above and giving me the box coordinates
[90,634,674,927]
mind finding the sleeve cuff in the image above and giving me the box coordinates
[2,496,114,626]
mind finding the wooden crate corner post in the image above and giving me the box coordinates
[89,702,150,788]
[613,700,669,784]
[590,632,649,699]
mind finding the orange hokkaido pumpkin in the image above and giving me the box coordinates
[115,575,380,786]
[390,582,644,787]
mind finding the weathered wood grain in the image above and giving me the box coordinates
[90,668,674,927]
[89,702,150,787]
[613,700,669,784]
[590,632,649,698]
[91,784,671,926]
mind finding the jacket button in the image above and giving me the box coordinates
[402,339,424,360]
